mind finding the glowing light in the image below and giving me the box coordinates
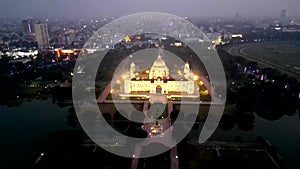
[275,27,281,31]
[231,34,243,38]
[124,35,131,42]
[200,90,209,95]
[285,83,289,89]
[193,75,199,81]
[122,74,128,80]
[199,81,204,85]
[260,75,264,81]
[174,42,182,47]
[214,36,222,45]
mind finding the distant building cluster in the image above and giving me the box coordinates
[1,9,300,59]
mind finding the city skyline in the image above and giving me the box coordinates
[1,0,300,18]
[1,4,300,168]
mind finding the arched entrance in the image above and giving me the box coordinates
[156,85,162,94]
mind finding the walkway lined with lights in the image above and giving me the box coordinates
[130,101,179,169]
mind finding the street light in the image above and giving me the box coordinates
[193,75,199,81]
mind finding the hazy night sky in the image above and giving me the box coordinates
[1,0,300,18]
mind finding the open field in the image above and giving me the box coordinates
[226,41,300,78]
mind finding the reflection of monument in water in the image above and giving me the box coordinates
[119,54,199,99]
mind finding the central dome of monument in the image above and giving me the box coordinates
[152,55,167,68]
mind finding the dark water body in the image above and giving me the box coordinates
[0,99,72,169]
[212,111,300,169]
[0,99,300,169]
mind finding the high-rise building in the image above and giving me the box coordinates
[280,8,287,20]
[22,18,35,36]
[280,8,289,26]
[34,23,50,49]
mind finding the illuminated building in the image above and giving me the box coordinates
[54,48,81,58]
[120,55,199,98]
[34,23,50,49]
